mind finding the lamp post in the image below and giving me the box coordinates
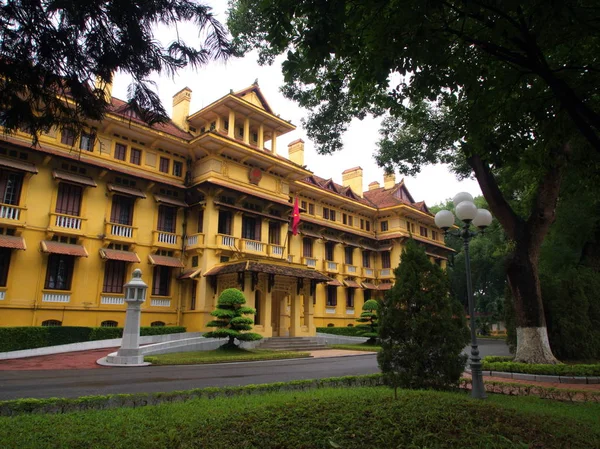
[435,192,492,399]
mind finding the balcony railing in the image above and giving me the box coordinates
[344,264,358,275]
[302,257,318,268]
[217,234,238,249]
[105,222,136,241]
[101,295,125,305]
[0,203,24,222]
[268,244,285,257]
[186,233,205,249]
[287,254,294,263]
[379,268,392,278]
[151,298,171,307]
[42,292,71,303]
[49,212,85,233]
[242,239,266,254]
[0,291,5,300]
[324,260,339,273]
[152,230,180,248]
[362,267,375,278]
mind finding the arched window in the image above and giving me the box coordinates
[101,320,118,327]
[41,319,62,327]
[151,321,165,327]
[347,324,354,327]
[254,290,262,325]
[327,323,335,327]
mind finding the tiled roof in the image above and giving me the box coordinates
[0,155,38,174]
[232,84,273,114]
[299,175,372,206]
[204,261,331,282]
[343,279,361,288]
[99,248,140,263]
[0,235,26,250]
[361,282,378,290]
[148,254,185,268]
[52,169,97,187]
[378,283,393,291]
[154,194,188,208]
[108,98,193,140]
[327,279,343,286]
[40,241,88,257]
[178,268,202,280]
[107,183,146,199]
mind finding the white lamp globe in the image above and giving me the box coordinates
[453,192,474,207]
[434,209,455,229]
[455,200,478,222]
[472,209,493,229]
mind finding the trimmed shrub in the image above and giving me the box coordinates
[140,326,186,336]
[0,327,48,352]
[481,358,600,377]
[356,299,380,344]
[316,326,364,337]
[46,327,92,346]
[88,327,123,341]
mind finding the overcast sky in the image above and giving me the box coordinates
[110,2,481,208]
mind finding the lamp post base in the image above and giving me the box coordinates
[100,353,150,367]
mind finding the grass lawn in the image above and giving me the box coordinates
[145,346,310,365]
[328,343,381,352]
[1,387,598,448]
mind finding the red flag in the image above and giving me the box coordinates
[292,197,300,236]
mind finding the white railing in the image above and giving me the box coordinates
[304,257,317,268]
[380,268,391,277]
[244,240,264,252]
[325,307,336,314]
[187,235,198,246]
[110,224,133,239]
[151,298,171,307]
[346,265,357,274]
[221,235,236,246]
[0,291,5,300]
[271,245,284,256]
[327,261,338,271]
[363,268,374,277]
[42,293,70,303]
[157,231,177,245]
[101,296,125,305]
[55,214,81,230]
[0,204,20,220]
[287,255,294,263]
[346,308,355,315]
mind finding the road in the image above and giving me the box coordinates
[0,340,510,400]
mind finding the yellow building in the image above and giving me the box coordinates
[0,83,451,336]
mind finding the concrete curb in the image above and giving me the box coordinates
[466,369,599,385]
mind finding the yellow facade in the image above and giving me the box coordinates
[0,83,451,336]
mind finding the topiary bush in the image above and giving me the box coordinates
[377,239,470,396]
[203,288,262,348]
[356,299,380,344]
[316,326,365,336]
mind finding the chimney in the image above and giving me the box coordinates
[288,139,305,166]
[94,75,113,103]
[368,181,380,191]
[172,87,192,131]
[384,172,396,189]
[342,166,363,197]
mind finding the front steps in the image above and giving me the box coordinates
[256,337,328,352]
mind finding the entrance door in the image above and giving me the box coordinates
[271,291,285,337]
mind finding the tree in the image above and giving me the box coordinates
[228,0,600,363]
[203,288,262,348]
[355,299,380,344]
[377,240,469,397]
[0,0,232,140]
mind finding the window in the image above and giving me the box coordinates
[326,285,337,306]
[0,247,11,286]
[420,226,428,238]
[130,148,142,165]
[0,170,23,205]
[42,319,62,327]
[323,207,329,220]
[197,210,204,233]
[242,215,261,241]
[325,241,335,261]
[159,157,170,173]
[268,222,281,245]
[80,131,95,152]
[308,203,315,215]
[302,238,313,258]
[151,321,166,327]
[55,183,82,216]
[406,221,415,233]
[346,288,355,308]
[61,129,75,146]
[301,200,307,210]
[366,221,371,231]
[381,221,388,232]
[190,280,197,310]
[45,254,75,290]
[360,219,364,230]
[348,215,353,227]
[110,195,134,225]
[343,213,347,225]
[173,161,183,177]
[362,250,371,268]
[432,230,438,241]
[218,210,232,235]
[101,320,118,327]
[330,210,336,221]
[114,143,127,161]
[254,290,262,325]
[364,289,371,302]
[191,255,199,267]
[345,246,354,265]
[157,205,177,233]
[102,260,126,293]
[152,265,171,296]
[381,251,391,269]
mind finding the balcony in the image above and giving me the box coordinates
[152,230,180,249]
[343,264,358,275]
[379,268,393,279]
[42,292,71,303]
[0,203,26,226]
[241,239,267,255]
[150,298,171,307]
[49,212,86,235]
[216,233,238,250]
[302,257,318,268]
[268,244,285,258]
[324,260,339,273]
[362,267,375,278]
[105,222,136,242]
[100,294,125,305]
[186,233,205,250]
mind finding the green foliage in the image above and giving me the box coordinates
[0,0,232,141]
[0,326,186,352]
[145,348,309,366]
[482,360,600,377]
[316,327,365,337]
[377,240,469,392]
[203,288,262,347]
[355,299,380,343]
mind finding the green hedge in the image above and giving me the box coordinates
[482,357,600,377]
[0,326,187,352]
[316,326,365,337]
